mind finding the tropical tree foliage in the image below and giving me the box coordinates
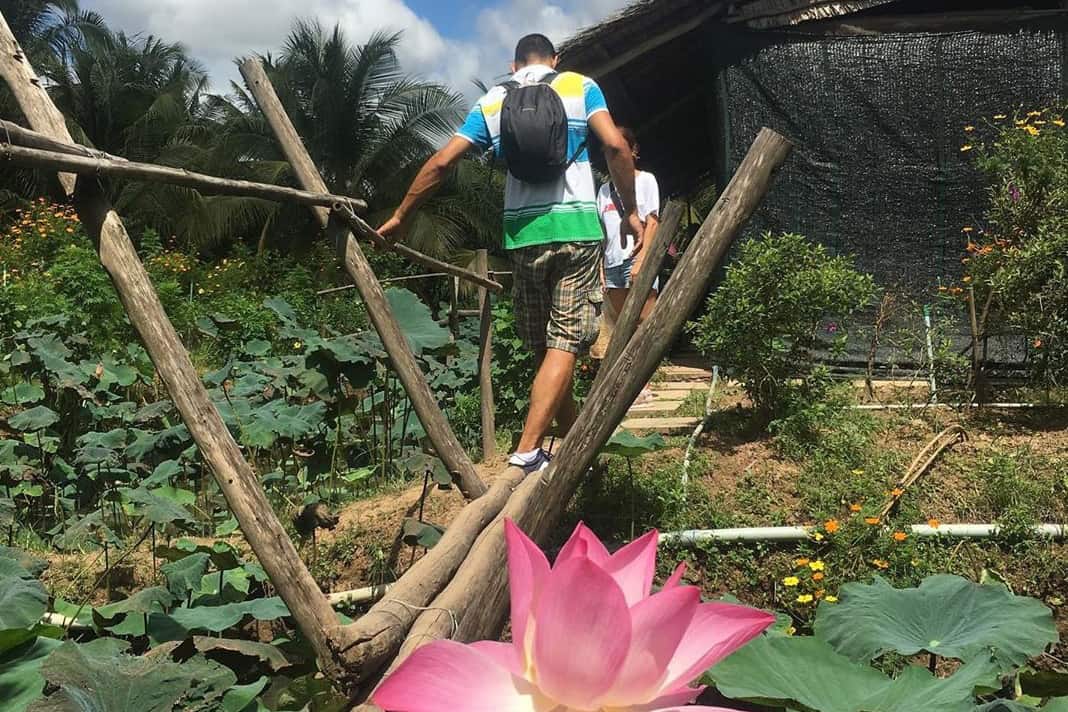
[1,3,504,260]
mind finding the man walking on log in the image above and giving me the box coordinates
[379,34,642,473]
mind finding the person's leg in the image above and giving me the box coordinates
[515,242,602,454]
[515,347,577,452]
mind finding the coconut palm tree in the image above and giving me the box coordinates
[233,22,504,258]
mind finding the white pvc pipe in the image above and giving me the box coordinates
[923,304,938,401]
[852,402,1053,410]
[662,523,1068,545]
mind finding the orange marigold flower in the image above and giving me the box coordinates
[812,572,825,581]
[794,558,811,567]
[865,517,881,525]
[891,487,904,497]
[927,518,941,528]
[893,531,908,542]
[872,559,890,569]
[849,503,862,512]
[824,519,839,534]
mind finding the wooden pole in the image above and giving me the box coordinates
[0,125,503,292]
[0,134,367,209]
[359,129,794,702]
[0,139,367,211]
[476,249,496,460]
[600,199,685,372]
[0,11,351,675]
[335,467,526,683]
[238,57,487,500]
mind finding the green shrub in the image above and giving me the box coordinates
[966,108,1068,391]
[689,233,876,415]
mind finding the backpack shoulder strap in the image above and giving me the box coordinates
[539,71,559,86]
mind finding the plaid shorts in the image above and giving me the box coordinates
[510,241,603,354]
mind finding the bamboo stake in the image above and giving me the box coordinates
[360,129,794,702]
[476,249,496,460]
[0,11,352,675]
[239,57,487,500]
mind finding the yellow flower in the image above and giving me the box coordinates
[850,468,865,476]
[1028,110,1042,117]
[872,559,890,569]
[993,114,1006,120]
[197,288,205,295]
[960,145,973,152]
[1024,125,1040,136]
[785,625,797,636]
[809,560,826,572]
[825,595,839,603]
[1054,119,1066,127]
[812,532,824,542]
[783,576,800,587]
[293,341,303,349]
[962,276,972,283]
[963,125,975,132]
[962,226,975,233]
[797,594,814,604]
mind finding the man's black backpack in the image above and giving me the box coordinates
[499,72,580,184]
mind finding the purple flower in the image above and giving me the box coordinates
[1009,184,1021,202]
[826,322,839,334]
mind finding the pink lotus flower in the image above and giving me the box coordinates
[373,520,774,712]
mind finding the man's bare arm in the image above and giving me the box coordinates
[378,136,472,240]
[588,111,644,250]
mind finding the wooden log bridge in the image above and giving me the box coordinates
[1,7,793,696]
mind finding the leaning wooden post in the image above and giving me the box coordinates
[475,249,496,460]
[238,57,486,500]
[0,11,350,675]
[600,199,685,372]
[369,129,795,698]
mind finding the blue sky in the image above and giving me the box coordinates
[80,0,632,99]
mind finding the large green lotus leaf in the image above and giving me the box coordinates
[25,640,201,712]
[191,637,292,672]
[814,575,1058,669]
[92,586,174,633]
[161,553,211,599]
[8,406,59,433]
[121,486,196,526]
[708,634,998,712]
[220,676,269,712]
[601,430,666,458]
[0,563,48,631]
[977,699,1068,711]
[4,383,45,405]
[263,297,298,324]
[166,596,290,633]
[0,546,48,578]
[0,636,62,712]
[385,288,451,355]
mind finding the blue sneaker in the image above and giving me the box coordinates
[509,448,552,475]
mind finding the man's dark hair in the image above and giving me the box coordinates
[514,34,556,65]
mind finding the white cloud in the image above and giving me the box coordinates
[82,0,632,100]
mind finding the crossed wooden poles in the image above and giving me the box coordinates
[0,10,794,703]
